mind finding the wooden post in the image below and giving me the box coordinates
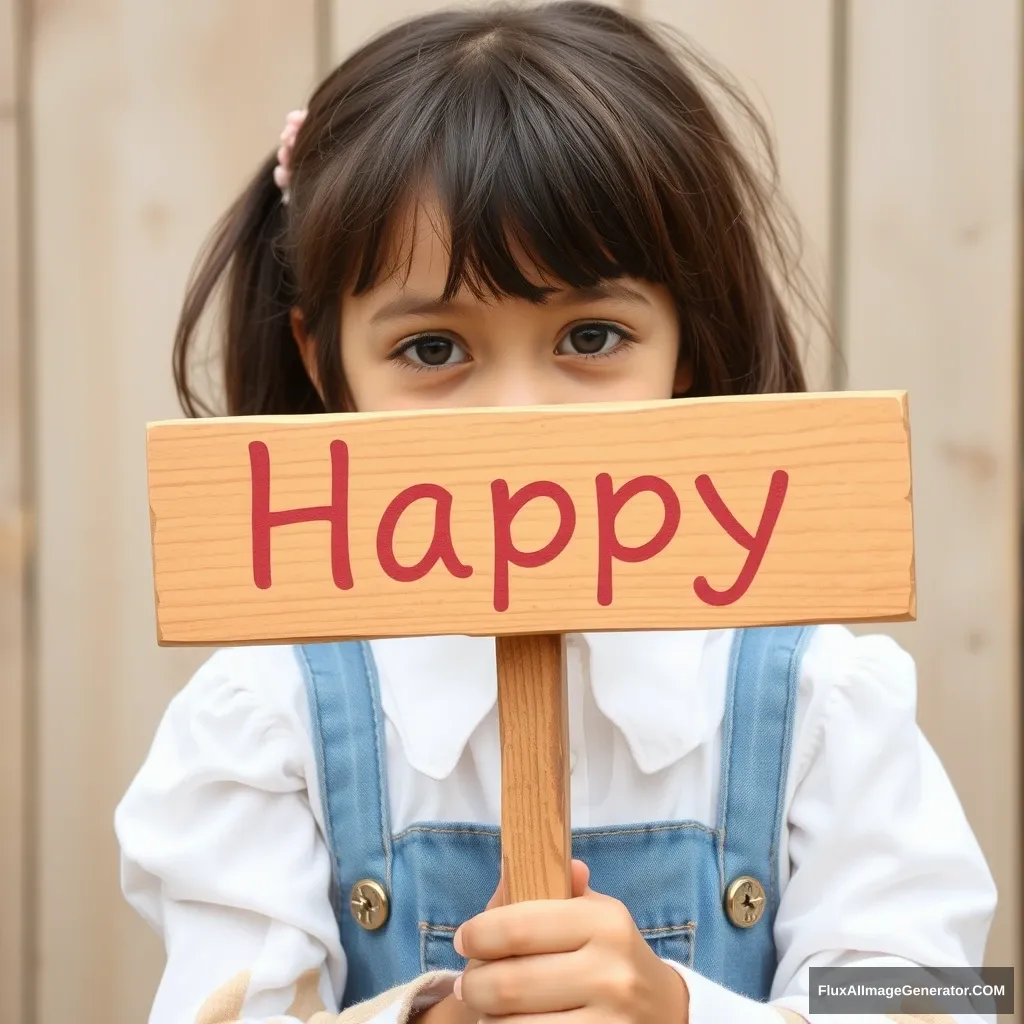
[496,634,571,902]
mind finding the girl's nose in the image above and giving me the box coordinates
[483,367,564,409]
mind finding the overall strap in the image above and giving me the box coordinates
[716,626,813,914]
[297,642,393,897]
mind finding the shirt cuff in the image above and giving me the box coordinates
[665,961,787,1023]
[334,971,458,1024]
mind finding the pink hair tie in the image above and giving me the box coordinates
[273,109,308,205]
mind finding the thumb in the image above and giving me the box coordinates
[571,859,591,898]
[487,862,590,905]
[485,873,506,910]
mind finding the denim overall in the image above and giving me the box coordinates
[298,626,812,1010]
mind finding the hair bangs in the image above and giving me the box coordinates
[308,31,684,313]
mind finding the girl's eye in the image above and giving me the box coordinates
[393,335,469,370]
[556,322,632,358]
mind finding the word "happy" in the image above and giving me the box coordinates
[249,440,789,613]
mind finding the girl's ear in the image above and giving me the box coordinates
[673,358,693,398]
[290,308,324,399]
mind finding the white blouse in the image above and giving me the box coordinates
[115,625,998,1024]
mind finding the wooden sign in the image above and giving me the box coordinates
[147,392,915,645]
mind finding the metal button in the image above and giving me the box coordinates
[725,876,766,928]
[350,879,390,930]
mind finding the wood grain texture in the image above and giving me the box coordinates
[842,0,1020,992]
[496,634,571,903]
[637,0,835,391]
[0,0,25,1019]
[147,392,915,644]
[30,3,317,1021]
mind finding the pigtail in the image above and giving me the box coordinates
[173,153,323,418]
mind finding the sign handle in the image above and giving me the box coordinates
[495,633,572,902]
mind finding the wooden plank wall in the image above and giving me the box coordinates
[0,0,1016,1020]
[28,3,318,1022]
[0,0,26,1020]
[842,0,1021,986]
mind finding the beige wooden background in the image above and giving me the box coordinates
[0,1,1019,1022]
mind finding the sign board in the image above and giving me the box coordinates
[147,392,915,646]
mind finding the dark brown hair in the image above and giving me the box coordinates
[174,0,812,417]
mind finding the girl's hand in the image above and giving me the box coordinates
[453,859,689,1023]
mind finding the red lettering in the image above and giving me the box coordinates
[376,484,473,583]
[250,440,352,590]
[693,470,788,606]
[595,474,680,606]
[491,480,576,612]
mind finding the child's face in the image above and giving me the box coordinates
[333,199,689,412]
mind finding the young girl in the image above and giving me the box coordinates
[116,3,997,1023]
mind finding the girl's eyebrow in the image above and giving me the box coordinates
[370,295,475,323]
[369,281,652,323]
[559,282,652,308]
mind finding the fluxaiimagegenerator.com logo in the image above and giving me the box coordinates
[809,966,1013,1015]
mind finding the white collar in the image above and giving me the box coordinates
[371,630,727,780]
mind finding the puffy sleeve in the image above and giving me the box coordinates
[114,645,454,1024]
[669,625,997,1023]
[769,624,998,1023]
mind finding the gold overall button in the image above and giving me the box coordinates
[725,876,766,928]
[350,879,390,931]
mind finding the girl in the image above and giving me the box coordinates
[116,3,997,1023]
